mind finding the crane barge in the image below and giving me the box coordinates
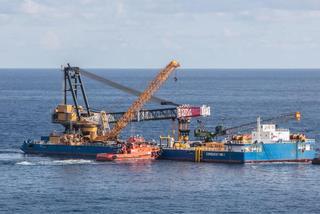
[20,61,210,158]
[160,112,316,163]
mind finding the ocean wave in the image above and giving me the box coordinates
[0,149,23,154]
[15,159,95,166]
[0,153,23,161]
[51,159,94,165]
[16,161,35,166]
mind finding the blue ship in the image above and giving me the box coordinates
[21,138,120,158]
[159,121,317,163]
[160,141,316,163]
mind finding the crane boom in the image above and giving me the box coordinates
[98,60,180,141]
[221,112,301,135]
[195,112,301,141]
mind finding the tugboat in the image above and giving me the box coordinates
[96,136,160,161]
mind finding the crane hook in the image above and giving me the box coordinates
[174,70,178,82]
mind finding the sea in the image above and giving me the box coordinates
[0,68,320,213]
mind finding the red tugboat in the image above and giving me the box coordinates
[96,136,160,161]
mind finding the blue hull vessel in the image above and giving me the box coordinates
[158,120,317,163]
[21,139,120,158]
[160,141,316,163]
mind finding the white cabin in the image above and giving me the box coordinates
[252,123,290,143]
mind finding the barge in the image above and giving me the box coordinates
[160,120,316,163]
[21,138,120,158]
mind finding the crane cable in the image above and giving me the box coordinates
[79,68,179,106]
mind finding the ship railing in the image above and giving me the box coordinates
[276,128,290,131]
[304,139,315,143]
[287,139,315,144]
[166,147,225,151]
[31,140,119,147]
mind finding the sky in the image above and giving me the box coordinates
[0,0,320,68]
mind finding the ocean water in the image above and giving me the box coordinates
[0,68,320,213]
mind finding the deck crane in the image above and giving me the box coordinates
[78,66,209,142]
[52,61,209,142]
[96,60,180,141]
[194,112,301,142]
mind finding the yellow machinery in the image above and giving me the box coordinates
[55,104,77,122]
[201,142,225,151]
[194,147,202,162]
[53,104,102,141]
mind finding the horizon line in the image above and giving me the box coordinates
[0,67,319,70]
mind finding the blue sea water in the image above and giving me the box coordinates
[0,68,320,213]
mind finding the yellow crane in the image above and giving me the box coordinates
[96,60,180,141]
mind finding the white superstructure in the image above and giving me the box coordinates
[252,118,290,143]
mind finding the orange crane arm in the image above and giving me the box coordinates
[100,60,180,141]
